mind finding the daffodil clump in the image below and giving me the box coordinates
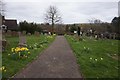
[89,57,104,67]
[46,34,56,39]
[0,66,6,73]
[80,46,91,54]
[47,35,53,39]
[53,34,56,36]
[10,47,30,59]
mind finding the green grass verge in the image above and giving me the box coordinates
[65,35,119,79]
[2,35,55,78]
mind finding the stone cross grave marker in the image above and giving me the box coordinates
[18,31,27,47]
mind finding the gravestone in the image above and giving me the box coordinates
[11,31,18,37]
[101,34,104,39]
[0,30,2,40]
[7,30,12,36]
[27,33,31,36]
[18,31,27,47]
[113,33,116,39]
[2,30,7,51]
[23,31,26,35]
[74,31,77,34]
[48,32,51,35]
[34,31,39,36]
[109,34,112,39]
[80,32,82,36]
[95,35,98,40]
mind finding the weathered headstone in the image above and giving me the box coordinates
[101,33,104,39]
[0,30,2,40]
[109,34,112,39]
[113,33,116,39]
[34,31,39,36]
[95,35,98,40]
[74,31,77,34]
[2,30,7,51]
[7,30,12,36]
[27,33,31,36]
[22,31,26,36]
[11,31,18,37]
[48,32,51,35]
[18,32,27,47]
[80,31,83,36]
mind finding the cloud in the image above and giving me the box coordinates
[118,1,120,16]
[4,1,118,24]
[4,0,119,2]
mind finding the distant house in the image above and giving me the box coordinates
[1,16,18,31]
[5,19,18,30]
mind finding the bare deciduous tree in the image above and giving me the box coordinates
[0,0,5,16]
[45,5,62,34]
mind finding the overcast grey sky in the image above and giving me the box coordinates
[3,0,119,24]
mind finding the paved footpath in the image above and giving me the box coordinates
[14,36,82,78]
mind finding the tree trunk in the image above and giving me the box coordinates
[52,19,54,35]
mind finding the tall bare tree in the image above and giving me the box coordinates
[0,0,5,16]
[45,5,62,34]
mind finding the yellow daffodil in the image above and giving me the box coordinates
[11,47,30,59]
[2,66,5,70]
[11,48,14,52]
[0,67,2,71]
[95,59,98,61]
[90,57,92,60]
[101,58,103,60]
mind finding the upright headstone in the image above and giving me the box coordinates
[113,33,116,39]
[7,30,12,36]
[101,33,104,39]
[109,34,112,39]
[11,31,18,37]
[27,33,31,36]
[22,31,26,35]
[34,31,39,36]
[48,32,51,35]
[2,30,7,51]
[0,30,2,40]
[95,35,98,40]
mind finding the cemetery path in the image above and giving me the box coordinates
[14,36,83,78]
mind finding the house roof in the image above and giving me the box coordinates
[5,19,18,30]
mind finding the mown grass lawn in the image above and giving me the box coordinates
[65,35,119,79]
[2,35,55,78]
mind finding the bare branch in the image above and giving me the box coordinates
[44,5,62,24]
[0,0,6,16]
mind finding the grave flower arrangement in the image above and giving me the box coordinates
[10,47,30,59]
